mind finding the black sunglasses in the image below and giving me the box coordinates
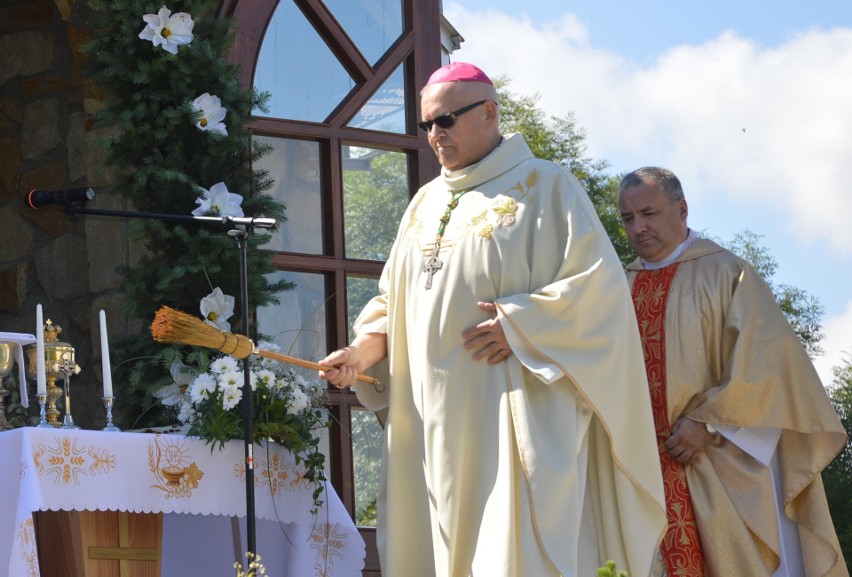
[418,100,488,133]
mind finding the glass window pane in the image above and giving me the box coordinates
[352,406,383,527]
[342,146,409,260]
[255,136,324,255]
[257,271,327,367]
[347,275,379,342]
[324,0,403,66]
[254,0,354,121]
[347,63,406,134]
[256,270,331,482]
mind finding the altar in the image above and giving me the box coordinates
[0,427,365,577]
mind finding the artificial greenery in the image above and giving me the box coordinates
[81,0,292,428]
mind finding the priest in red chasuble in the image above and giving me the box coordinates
[320,63,667,577]
[619,166,848,577]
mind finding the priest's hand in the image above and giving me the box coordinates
[462,301,513,364]
[318,332,387,388]
[665,417,713,465]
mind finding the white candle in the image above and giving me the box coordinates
[99,309,113,398]
[36,304,46,395]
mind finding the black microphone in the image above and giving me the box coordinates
[27,187,95,209]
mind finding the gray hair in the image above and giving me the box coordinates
[619,167,684,203]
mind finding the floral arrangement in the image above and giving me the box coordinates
[155,336,329,506]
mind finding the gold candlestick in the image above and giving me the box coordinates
[25,320,74,428]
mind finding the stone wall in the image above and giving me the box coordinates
[0,0,138,428]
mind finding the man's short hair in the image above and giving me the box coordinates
[619,167,684,203]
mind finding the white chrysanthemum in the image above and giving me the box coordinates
[210,355,239,375]
[255,369,276,389]
[200,287,235,331]
[287,388,310,414]
[138,5,194,55]
[191,93,228,135]
[189,373,216,404]
[218,370,243,391]
[221,385,242,410]
[192,182,243,218]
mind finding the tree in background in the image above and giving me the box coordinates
[824,354,852,567]
[83,0,288,427]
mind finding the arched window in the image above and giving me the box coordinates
[220,1,458,573]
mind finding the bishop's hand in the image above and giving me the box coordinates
[462,301,513,365]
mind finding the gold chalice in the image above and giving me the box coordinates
[0,342,15,430]
[24,320,74,428]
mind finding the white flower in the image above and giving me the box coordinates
[287,388,309,414]
[178,402,196,424]
[200,287,235,331]
[191,93,228,135]
[192,182,244,218]
[138,5,194,55]
[218,370,243,391]
[221,385,242,410]
[210,355,239,375]
[254,369,276,388]
[189,373,216,403]
[155,383,183,407]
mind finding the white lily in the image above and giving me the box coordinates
[200,287,235,331]
[192,182,244,217]
[191,92,228,135]
[138,5,194,55]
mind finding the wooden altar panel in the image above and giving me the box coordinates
[34,511,162,577]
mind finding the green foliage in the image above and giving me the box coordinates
[824,354,852,568]
[494,77,631,263]
[597,560,628,577]
[81,0,289,427]
[723,230,824,357]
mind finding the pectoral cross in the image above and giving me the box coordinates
[423,246,443,290]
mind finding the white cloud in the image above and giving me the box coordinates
[444,5,852,255]
[813,301,852,388]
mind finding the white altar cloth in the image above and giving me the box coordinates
[0,427,365,577]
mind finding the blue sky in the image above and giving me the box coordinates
[445,1,852,385]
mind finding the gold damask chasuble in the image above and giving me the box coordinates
[353,134,666,577]
[627,239,848,577]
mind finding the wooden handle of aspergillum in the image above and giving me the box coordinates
[255,348,384,391]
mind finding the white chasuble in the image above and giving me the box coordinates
[353,133,666,577]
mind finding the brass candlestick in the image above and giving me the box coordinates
[25,320,74,428]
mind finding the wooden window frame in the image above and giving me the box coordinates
[217,1,445,573]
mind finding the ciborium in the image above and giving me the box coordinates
[0,342,15,430]
[25,320,74,428]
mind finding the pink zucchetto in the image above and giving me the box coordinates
[425,62,493,86]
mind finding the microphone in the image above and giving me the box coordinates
[27,187,95,209]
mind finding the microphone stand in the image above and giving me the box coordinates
[64,202,276,558]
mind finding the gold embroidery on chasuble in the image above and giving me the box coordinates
[412,169,540,252]
[472,169,538,240]
[632,266,706,577]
